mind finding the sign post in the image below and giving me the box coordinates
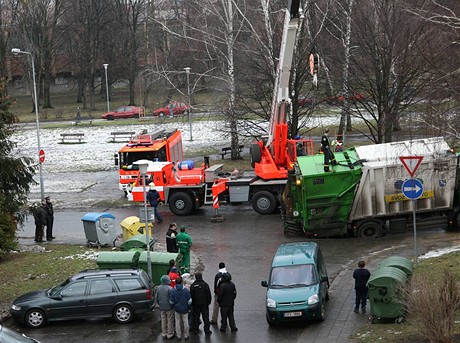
[400,156,424,265]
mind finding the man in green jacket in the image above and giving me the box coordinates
[176,225,192,273]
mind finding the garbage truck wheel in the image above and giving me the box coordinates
[357,220,383,238]
[113,304,133,324]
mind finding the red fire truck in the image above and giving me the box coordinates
[116,129,183,194]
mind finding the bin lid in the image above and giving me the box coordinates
[367,266,407,287]
[138,251,179,263]
[82,212,115,222]
[120,216,140,229]
[120,234,154,251]
[378,256,413,276]
[96,251,141,264]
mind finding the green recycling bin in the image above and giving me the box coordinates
[367,266,408,321]
[120,234,155,252]
[96,251,140,269]
[378,256,413,277]
[138,251,179,285]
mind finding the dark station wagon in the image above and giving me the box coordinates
[10,269,155,328]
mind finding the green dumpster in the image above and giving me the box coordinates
[367,266,407,321]
[96,251,140,269]
[138,251,179,285]
[120,234,155,252]
[378,256,413,277]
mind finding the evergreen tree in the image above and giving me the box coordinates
[0,79,35,253]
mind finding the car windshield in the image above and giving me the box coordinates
[269,264,317,288]
[48,278,71,297]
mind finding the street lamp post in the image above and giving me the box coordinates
[184,67,193,141]
[134,161,152,280]
[103,64,110,112]
[11,48,45,200]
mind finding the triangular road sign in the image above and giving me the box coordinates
[399,156,424,177]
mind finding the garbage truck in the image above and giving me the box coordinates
[281,137,459,238]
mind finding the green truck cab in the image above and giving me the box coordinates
[261,242,329,326]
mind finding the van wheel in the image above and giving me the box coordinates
[318,300,326,321]
[266,313,275,327]
[113,304,133,324]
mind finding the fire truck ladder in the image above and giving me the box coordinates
[204,183,214,205]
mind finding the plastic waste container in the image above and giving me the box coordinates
[120,216,153,241]
[96,251,140,269]
[367,266,408,322]
[81,212,116,247]
[138,251,179,284]
[120,234,155,252]
[378,256,413,277]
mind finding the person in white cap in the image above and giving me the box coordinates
[146,183,163,224]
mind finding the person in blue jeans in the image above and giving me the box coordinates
[146,183,163,224]
[353,260,371,314]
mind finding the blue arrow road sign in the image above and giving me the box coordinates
[402,179,424,199]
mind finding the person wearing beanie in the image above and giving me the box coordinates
[176,225,192,273]
[156,275,175,339]
[190,272,212,335]
[217,272,238,332]
[146,182,163,224]
[210,262,227,324]
[33,200,47,243]
[169,276,192,340]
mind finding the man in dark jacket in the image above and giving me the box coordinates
[146,183,163,224]
[190,272,212,335]
[217,272,238,332]
[166,222,178,253]
[210,262,227,324]
[169,276,191,340]
[353,260,371,314]
[33,200,47,243]
[44,196,55,241]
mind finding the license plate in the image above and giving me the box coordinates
[284,311,302,317]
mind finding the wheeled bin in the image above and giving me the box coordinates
[378,256,413,277]
[367,266,408,322]
[120,216,152,241]
[96,251,141,269]
[138,251,179,284]
[81,212,116,247]
[120,234,155,252]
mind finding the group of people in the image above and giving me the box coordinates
[32,196,55,243]
[157,262,237,340]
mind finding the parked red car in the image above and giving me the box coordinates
[102,106,142,120]
[153,102,190,117]
[326,92,365,105]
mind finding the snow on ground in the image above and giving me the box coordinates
[419,246,460,260]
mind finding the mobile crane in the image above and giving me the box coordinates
[128,1,317,216]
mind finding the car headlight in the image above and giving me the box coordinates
[267,298,276,308]
[11,304,21,311]
[308,294,319,305]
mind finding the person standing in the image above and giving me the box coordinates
[218,272,238,332]
[168,266,180,288]
[166,222,178,253]
[33,200,47,243]
[169,276,191,341]
[156,275,175,339]
[146,183,163,224]
[176,225,192,273]
[353,260,371,314]
[321,128,337,172]
[190,272,212,335]
[44,196,55,241]
[210,262,227,325]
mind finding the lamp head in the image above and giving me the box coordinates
[103,63,109,69]
[184,67,191,74]
[11,48,21,54]
[134,161,148,175]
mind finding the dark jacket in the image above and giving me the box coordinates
[190,276,212,306]
[45,201,54,219]
[353,268,371,290]
[146,189,160,207]
[34,206,47,226]
[217,273,237,307]
[169,283,192,314]
[213,267,227,294]
[166,228,178,253]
